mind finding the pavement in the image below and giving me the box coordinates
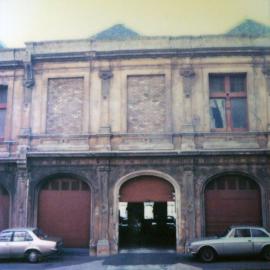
[0,248,270,270]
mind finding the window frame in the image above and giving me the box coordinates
[209,73,248,132]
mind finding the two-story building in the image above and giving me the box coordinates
[0,19,270,255]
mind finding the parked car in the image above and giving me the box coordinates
[187,226,270,262]
[0,227,63,263]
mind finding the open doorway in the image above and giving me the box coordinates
[119,201,176,248]
[118,176,176,249]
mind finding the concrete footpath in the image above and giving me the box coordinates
[0,249,270,270]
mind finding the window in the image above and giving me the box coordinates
[13,231,33,242]
[0,231,13,242]
[234,229,251,238]
[209,74,248,131]
[251,229,269,238]
[0,85,8,138]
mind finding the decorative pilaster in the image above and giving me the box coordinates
[180,67,196,149]
[99,70,113,134]
[263,65,270,95]
[183,169,196,243]
[13,160,29,227]
[180,67,196,98]
[262,65,270,131]
[19,45,35,147]
[180,66,196,131]
[96,165,110,256]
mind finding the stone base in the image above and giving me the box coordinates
[96,239,110,256]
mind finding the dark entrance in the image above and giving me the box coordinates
[205,175,262,236]
[119,176,176,248]
[38,177,91,247]
[0,185,9,231]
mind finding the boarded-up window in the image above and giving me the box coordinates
[127,75,166,133]
[46,78,83,134]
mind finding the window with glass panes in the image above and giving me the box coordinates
[0,85,7,138]
[209,74,248,131]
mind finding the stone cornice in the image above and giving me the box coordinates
[26,149,270,158]
[1,47,270,68]
[32,47,270,62]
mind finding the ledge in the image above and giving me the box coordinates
[26,149,270,158]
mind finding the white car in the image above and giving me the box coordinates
[0,228,63,263]
[188,226,270,262]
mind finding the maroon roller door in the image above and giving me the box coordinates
[205,176,261,236]
[0,186,9,231]
[120,176,174,202]
[38,178,90,248]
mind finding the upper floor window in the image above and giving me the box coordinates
[209,73,248,131]
[0,85,7,139]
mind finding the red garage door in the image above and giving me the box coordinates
[120,176,174,202]
[38,178,90,248]
[205,175,261,236]
[0,185,9,231]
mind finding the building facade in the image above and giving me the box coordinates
[0,22,270,255]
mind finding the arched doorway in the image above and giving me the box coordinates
[205,174,262,236]
[38,177,91,247]
[0,185,9,231]
[118,175,176,249]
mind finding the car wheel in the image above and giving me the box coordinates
[199,247,216,262]
[262,246,270,261]
[26,250,41,263]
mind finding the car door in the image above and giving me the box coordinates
[251,228,270,255]
[223,228,253,256]
[9,231,33,258]
[0,231,13,258]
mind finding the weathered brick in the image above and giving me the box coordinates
[127,75,166,133]
[46,78,83,134]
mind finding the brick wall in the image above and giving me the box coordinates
[46,78,83,134]
[127,75,166,133]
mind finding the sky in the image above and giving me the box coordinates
[0,0,270,48]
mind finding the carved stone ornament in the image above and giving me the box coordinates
[180,67,196,97]
[99,70,113,80]
[180,68,195,78]
[24,62,35,88]
[99,70,113,98]
[262,65,270,95]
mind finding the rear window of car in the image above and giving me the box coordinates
[251,229,269,237]
[33,229,48,239]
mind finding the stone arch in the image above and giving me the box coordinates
[113,170,182,252]
[36,172,92,248]
[201,171,262,236]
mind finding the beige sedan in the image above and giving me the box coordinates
[0,228,63,263]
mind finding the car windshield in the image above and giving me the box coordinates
[220,228,231,237]
[33,228,48,239]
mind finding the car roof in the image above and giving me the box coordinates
[230,225,266,229]
[1,227,37,232]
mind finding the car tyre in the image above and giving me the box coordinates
[262,246,270,261]
[26,250,41,263]
[199,247,216,262]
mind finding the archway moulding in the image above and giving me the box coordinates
[112,170,182,253]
